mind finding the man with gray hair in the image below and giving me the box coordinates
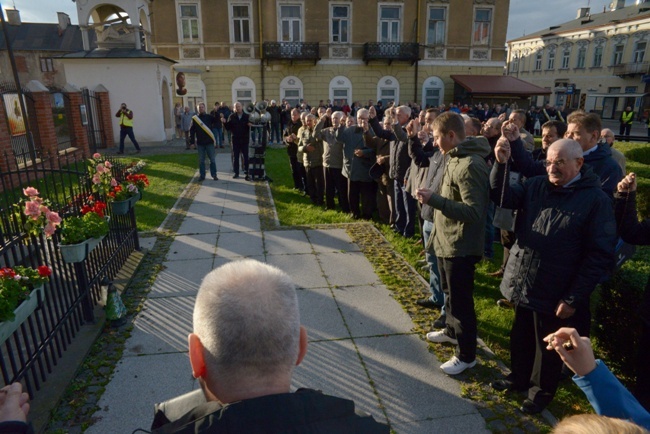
[489,137,616,415]
[152,259,388,433]
[316,110,350,212]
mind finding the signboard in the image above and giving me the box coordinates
[642,74,650,83]
[175,71,202,97]
[566,84,575,95]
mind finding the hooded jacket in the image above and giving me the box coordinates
[491,164,616,314]
[427,137,491,258]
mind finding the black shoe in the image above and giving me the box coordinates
[199,177,205,181]
[416,299,439,310]
[117,151,124,155]
[213,176,218,180]
[245,175,250,181]
[135,150,141,154]
[233,174,240,179]
[433,315,446,329]
[491,379,528,392]
[520,399,545,415]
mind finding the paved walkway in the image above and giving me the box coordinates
[86,150,488,433]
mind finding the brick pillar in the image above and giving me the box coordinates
[63,84,90,156]
[25,80,58,158]
[93,85,114,150]
[0,95,12,173]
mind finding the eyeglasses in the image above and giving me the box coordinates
[543,158,578,168]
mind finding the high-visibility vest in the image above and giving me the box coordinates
[120,111,134,127]
[621,111,634,124]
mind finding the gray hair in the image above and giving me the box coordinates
[332,111,344,120]
[356,108,369,118]
[194,259,300,383]
[548,138,583,159]
[397,105,412,117]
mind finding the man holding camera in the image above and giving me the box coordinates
[115,103,141,155]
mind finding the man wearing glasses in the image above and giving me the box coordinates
[489,137,616,415]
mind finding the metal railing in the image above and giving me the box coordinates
[363,42,420,64]
[263,42,320,61]
[612,62,650,76]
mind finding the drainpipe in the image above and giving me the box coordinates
[414,0,421,104]
[259,0,265,100]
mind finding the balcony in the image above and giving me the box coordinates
[363,42,420,65]
[263,42,320,64]
[612,62,650,77]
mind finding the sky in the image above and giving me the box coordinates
[3,0,621,42]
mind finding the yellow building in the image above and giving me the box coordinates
[149,0,510,108]
[507,0,650,120]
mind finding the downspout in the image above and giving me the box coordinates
[414,0,421,104]
[259,0,265,100]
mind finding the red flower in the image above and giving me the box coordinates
[37,266,52,277]
[0,268,16,278]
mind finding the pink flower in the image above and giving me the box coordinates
[105,161,112,169]
[46,211,62,225]
[96,163,105,173]
[93,153,101,159]
[44,223,57,236]
[24,201,41,219]
[23,187,39,197]
[92,173,101,184]
[110,178,117,187]
[127,184,138,193]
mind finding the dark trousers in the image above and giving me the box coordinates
[306,165,324,205]
[499,230,517,273]
[437,255,480,363]
[232,142,249,176]
[325,167,349,212]
[394,179,416,237]
[348,179,376,219]
[289,155,307,192]
[620,122,632,141]
[119,126,141,152]
[376,179,392,225]
[509,306,568,408]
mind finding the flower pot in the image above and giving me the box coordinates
[110,199,132,215]
[60,239,90,263]
[129,194,139,207]
[86,234,106,252]
[0,285,44,344]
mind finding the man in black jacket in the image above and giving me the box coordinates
[225,102,251,180]
[151,259,388,433]
[489,137,616,415]
[189,103,218,181]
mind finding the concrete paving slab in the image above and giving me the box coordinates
[292,339,388,426]
[220,200,259,215]
[125,295,195,355]
[138,235,157,252]
[319,251,381,287]
[223,190,257,203]
[306,228,361,253]
[166,234,217,261]
[391,413,489,434]
[218,213,261,233]
[215,231,264,258]
[186,202,225,217]
[264,230,312,255]
[266,254,328,288]
[86,353,195,434]
[212,255,266,270]
[334,285,415,336]
[296,287,349,341]
[147,258,213,298]
[176,214,222,235]
[192,190,228,204]
[355,335,482,425]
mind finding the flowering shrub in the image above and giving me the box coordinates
[126,173,149,191]
[88,153,117,197]
[80,196,107,219]
[108,183,139,202]
[126,160,147,174]
[15,187,62,238]
[0,265,52,322]
[60,212,109,245]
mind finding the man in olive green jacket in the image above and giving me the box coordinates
[416,111,490,376]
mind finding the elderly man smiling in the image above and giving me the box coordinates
[488,136,616,415]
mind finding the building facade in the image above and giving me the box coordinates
[149,0,510,109]
[507,0,650,120]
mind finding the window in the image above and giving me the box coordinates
[281,76,303,108]
[424,88,440,107]
[593,45,603,67]
[379,5,401,42]
[510,55,519,73]
[232,76,256,106]
[236,90,252,105]
[329,76,352,107]
[625,86,638,93]
[613,44,624,65]
[422,76,444,108]
[283,89,300,107]
[427,7,445,45]
[473,8,491,45]
[576,46,586,68]
[231,4,251,43]
[280,5,302,42]
[331,5,349,43]
[40,57,54,72]
[561,47,571,69]
[634,41,646,63]
[607,87,620,94]
[535,51,542,70]
[180,4,199,42]
[547,49,555,70]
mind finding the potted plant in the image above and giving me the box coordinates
[88,153,117,197]
[107,183,139,215]
[14,187,62,241]
[125,173,149,201]
[0,265,52,343]
[59,209,110,263]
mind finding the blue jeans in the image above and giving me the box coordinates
[270,122,282,143]
[423,220,445,314]
[211,127,223,147]
[484,201,496,259]
[197,144,216,179]
[119,127,141,152]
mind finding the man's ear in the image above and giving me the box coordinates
[296,326,308,366]
[188,333,207,379]
[576,157,585,170]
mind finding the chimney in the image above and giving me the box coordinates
[5,9,21,26]
[57,12,70,32]
[577,7,590,18]
[611,0,625,10]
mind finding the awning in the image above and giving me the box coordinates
[587,93,648,98]
[451,75,551,96]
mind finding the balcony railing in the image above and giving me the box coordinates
[263,42,320,63]
[612,62,650,77]
[363,42,420,65]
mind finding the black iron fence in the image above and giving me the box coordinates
[0,150,138,398]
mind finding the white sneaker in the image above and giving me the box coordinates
[440,356,476,375]
[426,330,458,345]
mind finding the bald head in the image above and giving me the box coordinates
[545,139,584,186]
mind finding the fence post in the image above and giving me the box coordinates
[0,93,12,173]
[63,83,90,155]
[94,85,114,149]
[25,80,58,158]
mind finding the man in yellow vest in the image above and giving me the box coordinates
[115,103,141,154]
[619,106,634,142]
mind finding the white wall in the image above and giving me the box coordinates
[61,58,174,143]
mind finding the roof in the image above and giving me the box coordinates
[508,3,650,43]
[58,48,176,64]
[0,23,96,52]
[450,75,551,96]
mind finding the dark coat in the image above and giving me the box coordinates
[369,117,411,182]
[190,112,217,146]
[283,120,303,157]
[491,164,616,314]
[336,126,375,182]
[225,112,250,147]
